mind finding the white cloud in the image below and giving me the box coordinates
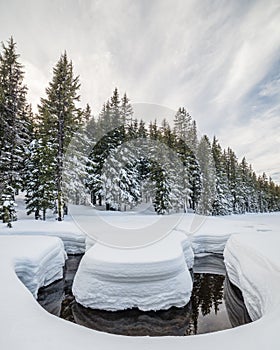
[21,60,50,111]
[213,1,280,109]
[218,104,280,182]
[259,77,280,97]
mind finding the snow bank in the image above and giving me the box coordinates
[224,231,280,321]
[73,231,193,311]
[1,235,66,298]
[193,254,226,275]
[0,219,86,254]
[175,214,266,255]
[1,213,280,350]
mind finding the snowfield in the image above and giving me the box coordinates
[0,212,280,349]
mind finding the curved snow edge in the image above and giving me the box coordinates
[224,232,280,323]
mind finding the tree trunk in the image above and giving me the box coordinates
[35,208,40,220]
[91,192,96,205]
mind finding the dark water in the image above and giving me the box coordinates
[37,254,251,336]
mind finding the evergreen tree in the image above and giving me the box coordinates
[0,191,16,227]
[212,137,232,215]
[63,111,93,206]
[197,135,216,215]
[0,37,32,222]
[225,148,246,214]
[121,92,133,125]
[150,163,171,214]
[257,172,269,213]
[25,139,56,220]
[84,91,280,216]
[247,167,260,212]
[37,52,82,221]
[187,151,201,211]
[173,107,197,152]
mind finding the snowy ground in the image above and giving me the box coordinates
[0,194,86,254]
[0,199,280,349]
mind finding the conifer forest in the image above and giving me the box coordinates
[1,37,280,224]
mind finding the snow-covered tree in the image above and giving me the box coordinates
[0,38,31,191]
[0,191,16,227]
[197,135,216,215]
[0,37,32,221]
[120,92,133,125]
[37,52,83,221]
[173,107,197,152]
[25,139,56,220]
[212,137,232,215]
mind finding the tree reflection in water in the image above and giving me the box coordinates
[37,254,251,336]
[187,273,226,335]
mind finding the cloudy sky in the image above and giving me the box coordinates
[1,0,280,182]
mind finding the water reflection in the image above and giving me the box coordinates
[72,302,192,336]
[224,275,251,327]
[37,253,251,336]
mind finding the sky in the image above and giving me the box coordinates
[0,0,280,182]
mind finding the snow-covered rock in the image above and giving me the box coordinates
[73,231,194,311]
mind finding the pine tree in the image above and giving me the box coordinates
[25,138,56,220]
[197,135,216,215]
[257,172,269,213]
[37,52,82,221]
[173,107,197,152]
[212,137,232,215]
[63,111,93,206]
[87,90,141,210]
[120,92,133,125]
[187,151,201,211]
[0,192,16,227]
[0,37,32,222]
[225,148,247,214]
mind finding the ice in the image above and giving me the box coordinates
[73,231,194,311]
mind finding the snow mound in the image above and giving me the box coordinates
[1,235,66,298]
[0,220,86,254]
[73,231,193,311]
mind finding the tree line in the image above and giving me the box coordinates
[0,37,279,225]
